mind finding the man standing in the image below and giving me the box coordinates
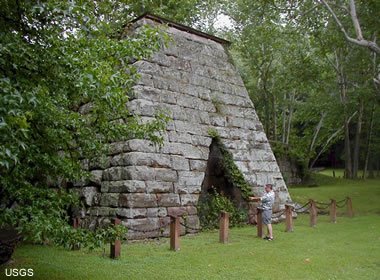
[249,184,275,241]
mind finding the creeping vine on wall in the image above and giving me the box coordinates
[207,129,253,200]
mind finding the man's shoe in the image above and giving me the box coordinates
[267,237,274,241]
[263,236,269,240]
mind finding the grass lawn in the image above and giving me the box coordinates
[291,170,380,216]
[2,173,380,280]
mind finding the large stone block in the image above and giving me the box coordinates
[100,193,119,207]
[156,193,181,207]
[122,218,161,239]
[132,85,161,103]
[209,114,226,127]
[178,171,205,186]
[174,184,201,194]
[108,141,128,155]
[191,135,212,147]
[186,206,198,215]
[183,215,200,233]
[147,207,167,218]
[154,168,178,182]
[116,208,147,219]
[89,170,103,186]
[101,180,146,193]
[119,194,158,208]
[127,99,156,117]
[111,152,171,168]
[167,131,193,144]
[102,167,130,181]
[173,120,209,136]
[171,155,190,171]
[189,160,207,172]
[145,181,173,193]
[129,166,157,181]
[180,194,199,206]
[125,139,158,153]
[160,143,209,160]
[81,187,99,207]
[167,207,187,217]
[134,60,162,75]
[89,207,116,217]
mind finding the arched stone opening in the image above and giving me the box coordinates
[199,139,247,210]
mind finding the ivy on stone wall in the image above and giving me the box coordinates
[198,188,247,229]
[208,129,253,200]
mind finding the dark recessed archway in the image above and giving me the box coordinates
[199,139,247,209]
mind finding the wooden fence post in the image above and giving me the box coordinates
[73,217,80,229]
[256,208,263,238]
[219,211,229,244]
[285,204,293,232]
[346,197,354,217]
[309,199,317,227]
[330,199,337,223]
[71,217,81,250]
[170,215,180,251]
[110,218,121,259]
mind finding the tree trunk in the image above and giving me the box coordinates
[309,112,326,155]
[352,99,363,179]
[309,111,357,169]
[285,91,295,145]
[344,116,353,179]
[335,50,352,179]
[362,103,375,179]
[272,93,277,141]
[282,93,287,144]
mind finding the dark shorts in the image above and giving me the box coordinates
[262,209,272,225]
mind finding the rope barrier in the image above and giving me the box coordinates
[293,201,311,211]
[294,204,312,214]
[315,201,331,206]
[336,200,347,208]
[179,221,202,231]
[336,198,347,204]
[272,210,286,219]
[293,197,348,212]
[316,204,331,210]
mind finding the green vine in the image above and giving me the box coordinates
[207,129,253,200]
[198,188,247,229]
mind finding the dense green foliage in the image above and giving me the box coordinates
[0,0,169,246]
[187,1,380,180]
[198,188,247,229]
[208,129,252,199]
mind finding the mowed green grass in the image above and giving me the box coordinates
[291,170,380,216]
[2,173,380,280]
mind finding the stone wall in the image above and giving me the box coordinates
[77,15,293,239]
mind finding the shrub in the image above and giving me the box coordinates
[198,188,247,230]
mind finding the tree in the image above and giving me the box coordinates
[0,0,168,247]
[214,0,380,180]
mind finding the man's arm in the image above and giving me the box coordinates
[248,196,261,202]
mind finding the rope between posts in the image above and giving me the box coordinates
[272,210,286,219]
[336,199,348,208]
[294,204,312,214]
[315,201,331,206]
[336,198,347,204]
[179,221,202,231]
[316,204,331,210]
[294,201,311,211]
